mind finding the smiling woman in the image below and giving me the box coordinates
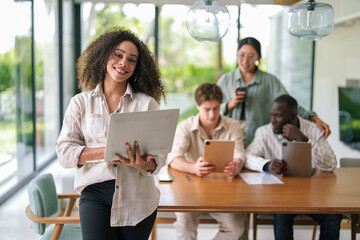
[105,41,139,92]
[57,27,167,240]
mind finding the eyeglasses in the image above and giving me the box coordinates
[238,54,256,61]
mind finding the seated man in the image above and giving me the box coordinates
[168,83,247,240]
[245,94,342,240]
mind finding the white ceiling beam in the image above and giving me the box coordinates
[74,0,299,6]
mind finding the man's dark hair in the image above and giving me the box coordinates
[195,83,223,105]
[273,94,298,114]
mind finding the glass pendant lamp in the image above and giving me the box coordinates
[186,0,231,42]
[288,0,334,40]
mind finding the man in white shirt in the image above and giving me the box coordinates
[167,83,247,240]
[246,94,342,240]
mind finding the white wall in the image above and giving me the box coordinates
[312,0,360,161]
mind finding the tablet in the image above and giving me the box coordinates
[204,140,235,172]
[103,109,179,162]
[282,141,313,177]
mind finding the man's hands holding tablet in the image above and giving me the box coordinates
[224,160,244,178]
[192,157,216,177]
[192,157,243,178]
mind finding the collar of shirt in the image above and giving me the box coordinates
[275,131,287,143]
[92,82,135,113]
[92,82,134,100]
[190,114,228,136]
[235,67,262,87]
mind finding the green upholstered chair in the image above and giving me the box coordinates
[340,157,360,240]
[25,173,81,240]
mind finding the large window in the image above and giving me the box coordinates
[0,0,314,203]
[0,0,68,203]
[79,2,313,119]
[34,0,60,166]
[79,3,240,120]
[158,4,240,120]
[0,0,33,199]
[63,0,77,110]
[267,6,313,110]
[80,2,155,51]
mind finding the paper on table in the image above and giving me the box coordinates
[239,172,284,185]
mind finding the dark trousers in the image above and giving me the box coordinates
[274,214,342,240]
[79,180,157,240]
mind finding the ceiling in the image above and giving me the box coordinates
[74,0,301,6]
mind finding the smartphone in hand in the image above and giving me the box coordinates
[159,173,173,182]
[235,87,247,96]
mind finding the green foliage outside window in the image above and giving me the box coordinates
[161,64,234,93]
[0,51,15,94]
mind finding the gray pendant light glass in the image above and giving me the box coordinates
[186,0,231,42]
[288,0,334,40]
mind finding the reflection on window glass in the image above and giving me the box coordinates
[34,0,59,166]
[0,0,33,198]
[267,6,313,110]
[63,0,76,109]
[239,4,312,109]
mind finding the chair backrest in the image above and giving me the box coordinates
[340,158,360,168]
[27,173,59,235]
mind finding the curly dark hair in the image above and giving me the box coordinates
[76,27,165,103]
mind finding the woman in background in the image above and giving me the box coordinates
[217,37,330,146]
[56,27,166,240]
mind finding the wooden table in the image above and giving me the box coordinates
[155,167,360,214]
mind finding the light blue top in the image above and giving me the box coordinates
[217,68,316,146]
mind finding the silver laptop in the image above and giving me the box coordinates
[282,141,314,177]
[103,109,179,162]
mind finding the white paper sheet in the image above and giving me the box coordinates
[239,172,284,185]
